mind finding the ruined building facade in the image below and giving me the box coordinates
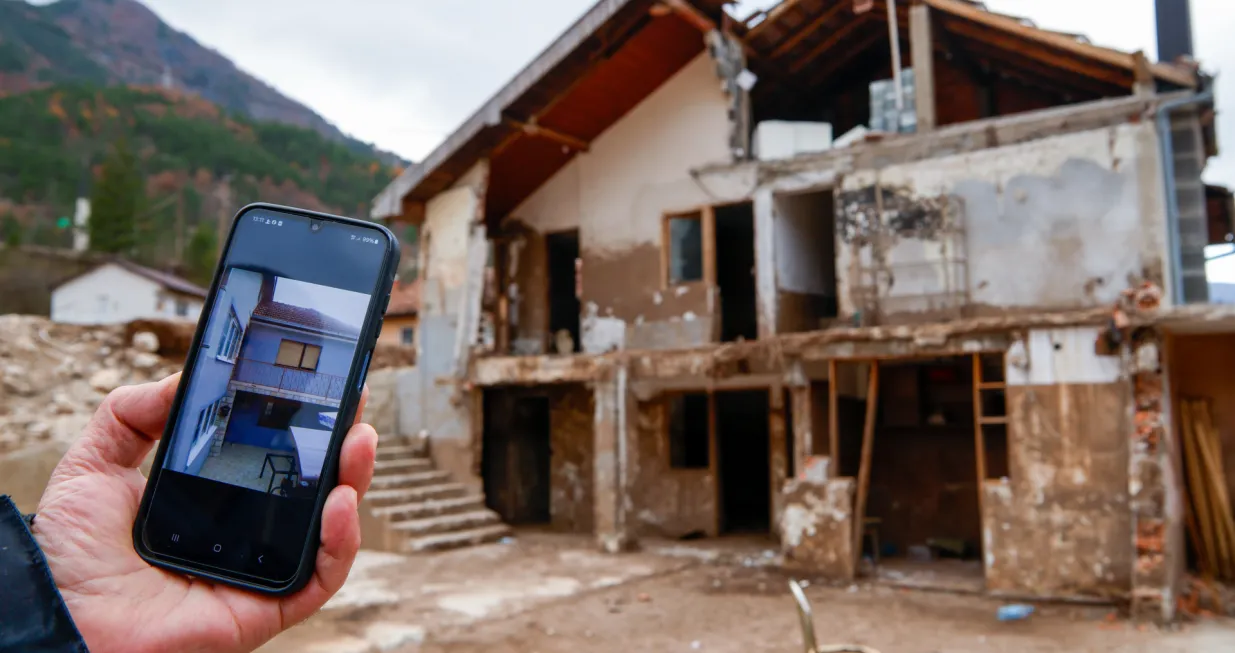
[370,0,1227,622]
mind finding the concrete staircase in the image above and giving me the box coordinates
[360,440,510,553]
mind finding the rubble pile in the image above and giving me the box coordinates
[0,315,417,456]
[0,315,182,455]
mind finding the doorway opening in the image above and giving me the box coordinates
[714,202,758,342]
[546,230,581,354]
[835,357,1000,591]
[482,390,551,524]
[716,389,771,533]
[773,189,838,333]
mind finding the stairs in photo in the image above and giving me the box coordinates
[362,440,510,554]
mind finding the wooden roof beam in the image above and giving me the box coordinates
[805,26,887,87]
[790,12,877,75]
[503,117,590,152]
[943,18,1132,89]
[769,0,851,60]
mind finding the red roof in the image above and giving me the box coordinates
[385,280,420,317]
[251,300,361,339]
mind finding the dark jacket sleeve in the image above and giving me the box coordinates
[0,495,89,653]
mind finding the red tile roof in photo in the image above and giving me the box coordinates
[251,300,362,339]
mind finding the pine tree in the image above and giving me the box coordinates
[185,221,218,286]
[88,139,142,254]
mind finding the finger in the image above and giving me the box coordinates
[75,373,180,470]
[279,485,361,626]
[338,422,378,501]
[352,384,370,427]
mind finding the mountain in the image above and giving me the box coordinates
[0,0,404,166]
[0,83,399,278]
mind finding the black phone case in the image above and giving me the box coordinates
[132,202,400,596]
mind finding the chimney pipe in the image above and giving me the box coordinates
[1155,0,1195,64]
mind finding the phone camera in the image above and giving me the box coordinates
[310,220,322,233]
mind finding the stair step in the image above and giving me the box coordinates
[391,509,500,536]
[402,523,512,553]
[370,470,451,490]
[370,495,487,521]
[366,483,468,506]
[375,445,423,461]
[374,458,433,473]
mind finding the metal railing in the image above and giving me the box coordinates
[233,358,347,402]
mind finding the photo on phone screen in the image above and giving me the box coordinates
[137,205,395,592]
[164,267,369,498]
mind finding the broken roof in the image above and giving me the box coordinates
[372,0,1198,222]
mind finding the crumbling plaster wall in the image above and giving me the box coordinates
[509,54,752,354]
[633,395,717,538]
[780,478,856,579]
[549,384,596,534]
[405,162,489,488]
[983,326,1134,599]
[834,123,1168,324]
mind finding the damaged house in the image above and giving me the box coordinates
[370,0,1230,622]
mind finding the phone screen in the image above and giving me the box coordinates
[141,206,390,586]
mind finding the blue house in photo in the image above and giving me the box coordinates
[170,268,262,475]
[170,270,364,492]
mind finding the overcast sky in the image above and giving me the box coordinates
[274,277,369,329]
[127,0,1233,186]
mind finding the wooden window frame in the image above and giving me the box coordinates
[661,207,716,289]
[275,339,322,372]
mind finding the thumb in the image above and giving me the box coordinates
[73,373,180,471]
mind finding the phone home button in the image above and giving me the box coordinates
[212,543,222,553]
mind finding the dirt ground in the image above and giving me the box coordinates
[260,532,1235,653]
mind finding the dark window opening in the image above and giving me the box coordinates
[667,212,704,284]
[714,202,758,342]
[400,327,415,346]
[669,393,710,469]
[547,230,581,354]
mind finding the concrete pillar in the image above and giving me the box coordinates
[1128,328,1183,623]
[909,4,937,132]
[594,365,637,552]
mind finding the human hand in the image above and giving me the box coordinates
[31,373,378,653]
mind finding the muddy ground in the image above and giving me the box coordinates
[260,533,1235,653]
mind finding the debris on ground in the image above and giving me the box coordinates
[0,315,181,455]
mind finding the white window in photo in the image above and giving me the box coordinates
[216,309,243,363]
[175,299,190,317]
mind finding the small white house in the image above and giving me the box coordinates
[51,260,207,325]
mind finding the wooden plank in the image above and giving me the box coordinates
[1195,401,1235,578]
[979,382,1007,390]
[941,18,1132,88]
[924,0,1195,88]
[768,1,849,60]
[1181,401,1219,576]
[979,416,1009,426]
[972,354,987,485]
[790,12,874,75]
[909,4,937,131]
[851,361,880,570]
[502,118,590,152]
[828,359,840,463]
[702,205,718,288]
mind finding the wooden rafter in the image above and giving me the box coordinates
[804,25,886,87]
[942,18,1133,89]
[502,117,590,152]
[958,38,1124,98]
[768,0,851,60]
[790,12,876,75]
[925,0,1195,88]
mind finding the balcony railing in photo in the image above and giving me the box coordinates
[233,358,347,402]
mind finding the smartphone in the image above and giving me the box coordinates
[133,203,399,595]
